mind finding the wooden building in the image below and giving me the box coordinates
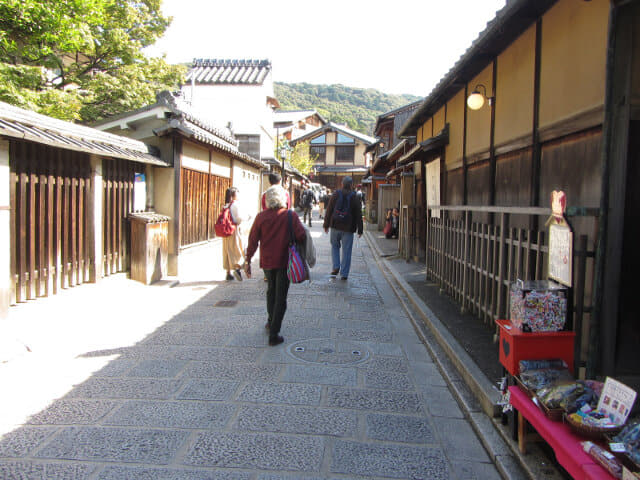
[398,0,640,386]
[0,101,168,318]
[290,122,376,189]
[93,92,266,277]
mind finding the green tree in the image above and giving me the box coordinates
[0,0,185,122]
[275,139,317,176]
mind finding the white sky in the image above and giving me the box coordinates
[145,0,506,97]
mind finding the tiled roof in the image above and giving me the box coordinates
[0,101,166,166]
[186,59,272,85]
[292,122,376,146]
[314,165,368,174]
[274,110,327,125]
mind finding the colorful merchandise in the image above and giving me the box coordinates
[581,441,623,478]
[613,419,640,465]
[510,281,568,332]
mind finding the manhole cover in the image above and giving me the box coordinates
[214,300,237,307]
[287,338,371,365]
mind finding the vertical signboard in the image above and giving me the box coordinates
[134,173,146,212]
[547,191,572,287]
[426,158,440,218]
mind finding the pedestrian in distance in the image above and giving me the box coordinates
[261,172,291,210]
[301,182,315,227]
[323,176,363,280]
[245,186,306,346]
[221,187,250,281]
[318,187,328,219]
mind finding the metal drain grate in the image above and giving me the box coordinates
[287,338,371,365]
[214,300,238,307]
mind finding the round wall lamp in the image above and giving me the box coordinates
[467,84,493,110]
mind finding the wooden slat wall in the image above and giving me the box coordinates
[102,158,137,276]
[426,207,596,369]
[180,167,230,247]
[9,141,91,303]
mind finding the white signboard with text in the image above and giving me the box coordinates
[548,223,573,287]
[426,159,440,219]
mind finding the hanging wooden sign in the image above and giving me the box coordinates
[547,191,573,287]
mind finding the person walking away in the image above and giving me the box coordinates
[323,176,363,280]
[245,186,306,346]
[301,183,315,227]
[261,172,291,210]
[318,188,327,219]
[384,207,399,239]
[222,187,249,281]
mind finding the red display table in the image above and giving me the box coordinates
[509,386,615,479]
[497,319,575,376]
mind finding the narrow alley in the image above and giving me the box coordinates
[0,213,513,480]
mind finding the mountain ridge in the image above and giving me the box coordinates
[274,82,421,135]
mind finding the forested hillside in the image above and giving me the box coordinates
[274,82,421,135]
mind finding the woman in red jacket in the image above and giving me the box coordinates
[245,186,306,346]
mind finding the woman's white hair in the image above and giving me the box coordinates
[265,185,288,209]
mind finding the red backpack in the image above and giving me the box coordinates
[214,203,236,237]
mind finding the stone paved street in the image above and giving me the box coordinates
[0,214,504,479]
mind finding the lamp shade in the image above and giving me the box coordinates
[467,91,485,110]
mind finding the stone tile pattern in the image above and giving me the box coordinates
[0,219,499,479]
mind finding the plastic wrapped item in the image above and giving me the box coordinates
[510,280,568,332]
[537,382,584,409]
[564,381,603,413]
[519,367,574,392]
[613,419,640,465]
[519,359,567,373]
[582,441,623,478]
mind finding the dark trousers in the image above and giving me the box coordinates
[303,206,312,226]
[264,268,290,338]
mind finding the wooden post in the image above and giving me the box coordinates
[0,139,10,318]
[496,213,508,320]
[87,155,103,283]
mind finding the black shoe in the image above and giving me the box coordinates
[265,321,271,330]
[226,273,234,281]
[330,269,339,276]
[269,335,284,346]
[233,269,242,281]
[340,276,348,281]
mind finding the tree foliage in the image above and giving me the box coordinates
[274,82,421,135]
[0,0,185,122]
[275,139,317,176]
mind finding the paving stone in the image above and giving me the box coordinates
[365,356,409,373]
[184,361,279,381]
[452,461,503,480]
[117,345,178,359]
[410,361,447,387]
[97,466,252,480]
[35,427,188,464]
[226,331,274,347]
[144,332,234,346]
[257,475,326,480]
[422,387,465,418]
[67,378,182,399]
[282,364,357,386]
[92,358,138,377]
[402,342,433,363]
[103,401,235,429]
[171,346,262,362]
[366,413,435,443]
[234,405,357,436]
[183,432,323,471]
[330,440,449,479]
[0,428,57,457]
[176,379,240,401]
[0,461,97,480]
[432,417,491,463]
[327,387,423,413]
[237,382,322,406]
[125,359,187,378]
[335,329,393,343]
[26,399,118,425]
[365,370,413,391]
[355,341,403,356]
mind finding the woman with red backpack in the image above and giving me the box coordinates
[220,187,250,281]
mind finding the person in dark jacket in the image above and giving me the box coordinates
[246,186,306,346]
[322,176,363,280]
